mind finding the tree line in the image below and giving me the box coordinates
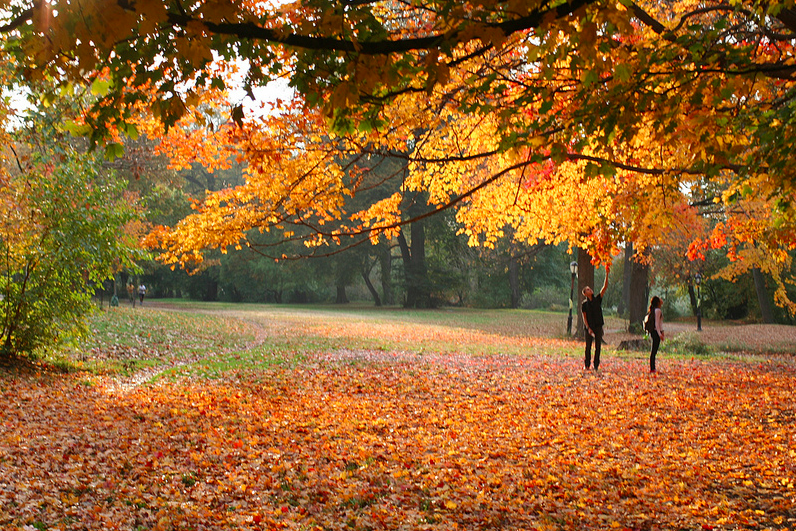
[3,0,796,358]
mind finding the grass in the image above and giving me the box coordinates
[42,305,258,375]
[25,301,582,380]
[29,301,793,380]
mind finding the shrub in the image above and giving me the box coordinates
[521,286,568,311]
[662,332,713,356]
[0,148,137,359]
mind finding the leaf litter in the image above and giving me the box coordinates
[0,308,794,531]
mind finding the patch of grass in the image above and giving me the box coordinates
[85,306,255,350]
[157,345,303,381]
[235,303,577,358]
[155,300,570,338]
[48,306,258,374]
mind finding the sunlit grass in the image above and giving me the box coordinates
[49,305,257,374]
[51,301,794,379]
[45,301,585,378]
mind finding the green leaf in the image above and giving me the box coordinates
[63,120,93,137]
[581,70,599,87]
[104,143,125,161]
[599,164,617,177]
[615,63,631,82]
[124,123,140,140]
[91,78,112,96]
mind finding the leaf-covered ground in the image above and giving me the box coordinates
[1,305,794,531]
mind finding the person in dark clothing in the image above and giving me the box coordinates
[648,296,664,373]
[581,267,609,371]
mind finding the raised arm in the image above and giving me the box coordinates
[599,266,610,298]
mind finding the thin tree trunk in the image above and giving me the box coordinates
[628,259,649,332]
[203,279,218,301]
[509,254,520,309]
[618,243,633,316]
[362,262,381,306]
[335,285,349,304]
[379,244,394,305]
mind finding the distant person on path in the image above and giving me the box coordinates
[581,266,610,372]
[648,296,664,373]
[127,282,136,307]
[138,284,147,305]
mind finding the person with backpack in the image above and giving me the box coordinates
[645,296,664,373]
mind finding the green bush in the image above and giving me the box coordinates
[0,148,137,359]
[521,285,568,311]
[661,332,713,356]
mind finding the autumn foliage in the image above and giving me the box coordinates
[4,0,796,309]
[1,307,793,530]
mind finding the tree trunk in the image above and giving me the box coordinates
[335,284,349,304]
[379,244,394,305]
[628,259,649,332]
[398,222,432,308]
[753,267,775,323]
[617,243,633,316]
[203,279,218,301]
[575,248,594,339]
[688,283,697,316]
[362,263,381,306]
[410,220,428,307]
[509,254,520,309]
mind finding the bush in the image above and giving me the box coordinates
[0,148,137,358]
[662,332,713,356]
[521,286,568,311]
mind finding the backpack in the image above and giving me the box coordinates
[643,311,655,333]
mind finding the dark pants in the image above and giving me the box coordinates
[650,331,661,372]
[584,326,604,370]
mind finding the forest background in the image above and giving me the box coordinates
[2,0,796,356]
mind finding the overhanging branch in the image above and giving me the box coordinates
[164,0,597,54]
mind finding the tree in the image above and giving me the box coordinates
[5,0,796,311]
[0,99,138,357]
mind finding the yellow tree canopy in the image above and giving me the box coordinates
[3,0,796,307]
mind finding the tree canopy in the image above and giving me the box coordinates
[2,0,796,310]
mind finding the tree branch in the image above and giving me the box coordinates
[0,6,35,33]
[165,0,597,54]
[630,2,796,79]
